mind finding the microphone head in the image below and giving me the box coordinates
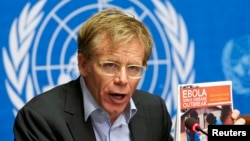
[185,117,199,132]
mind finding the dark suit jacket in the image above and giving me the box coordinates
[14,78,173,141]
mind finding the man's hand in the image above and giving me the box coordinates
[232,109,246,125]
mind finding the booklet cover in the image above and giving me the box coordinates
[176,81,233,141]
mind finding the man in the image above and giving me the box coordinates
[13,8,245,141]
[206,113,222,125]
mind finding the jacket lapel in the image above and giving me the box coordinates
[64,78,96,141]
[67,116,96,141]
[129,112,148,141]
[129,92,150,141]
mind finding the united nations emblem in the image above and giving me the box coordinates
[2,0,195,133]
[222,35,250,95]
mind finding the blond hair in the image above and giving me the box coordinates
[77,8,153,65]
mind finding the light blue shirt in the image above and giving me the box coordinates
[215,119,222,125]
[80,77,137,141]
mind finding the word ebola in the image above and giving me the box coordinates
[182,88,207,98]
[182,88,207,108]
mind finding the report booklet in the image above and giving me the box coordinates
[175,81,233,141]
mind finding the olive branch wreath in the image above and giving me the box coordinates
[2,0,46,116]
[153,0,195,132]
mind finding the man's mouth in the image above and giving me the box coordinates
[109,93,127,103]
[110,93,126,99]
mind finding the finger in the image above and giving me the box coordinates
[231,109,240,120]
[234,118,246,125]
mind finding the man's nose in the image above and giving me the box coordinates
[116,66,129,84]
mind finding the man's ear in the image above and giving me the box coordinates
[77,53,89,76]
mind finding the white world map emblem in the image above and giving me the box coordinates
[3,0,195,133]
[222,35,250,95]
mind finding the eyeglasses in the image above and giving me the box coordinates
[97,60,146,79]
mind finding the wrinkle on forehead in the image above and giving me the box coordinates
[95,39,144,64]
[96,38,143,54]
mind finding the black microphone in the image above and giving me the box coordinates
[185,117,208,136]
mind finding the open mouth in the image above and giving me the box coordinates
[110,93,126,100]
